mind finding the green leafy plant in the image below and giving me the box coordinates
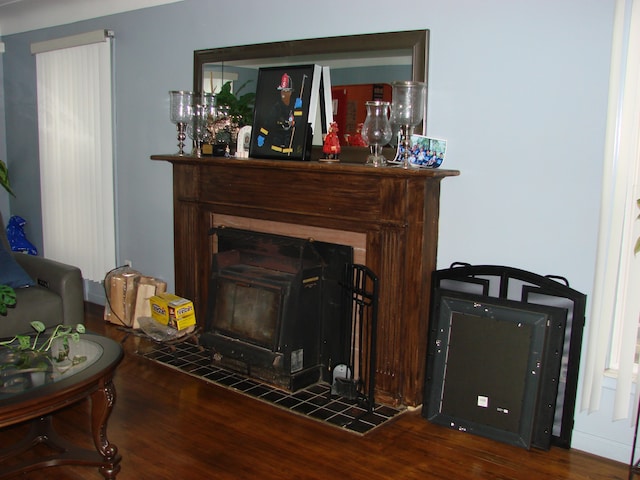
[0,284,16,316]
[635,199,640,256]
[0,159,15,197]
[215,80,255,125]
[0,321,85,361]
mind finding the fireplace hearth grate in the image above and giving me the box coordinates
[139,341,405,435]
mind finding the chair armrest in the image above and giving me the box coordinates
[12,253,85,327]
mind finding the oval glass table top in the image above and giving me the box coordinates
[0,333,119,400]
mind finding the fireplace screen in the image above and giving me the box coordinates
[424,263,586,450]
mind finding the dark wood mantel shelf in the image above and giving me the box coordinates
[151,154,459,407]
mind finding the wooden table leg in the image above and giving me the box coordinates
[91,375,121,479]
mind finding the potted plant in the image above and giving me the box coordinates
[0,285,16,316]
[1,159,17,317]
[214,80,255,125]
[0,159,15,197]
[207,81,256,156]
[0,322,87,387]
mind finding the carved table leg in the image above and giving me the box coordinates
[91,375,121,479]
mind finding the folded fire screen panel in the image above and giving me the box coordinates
[423,264,586,450]
[423,290,567,450]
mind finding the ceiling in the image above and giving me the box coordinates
[0,0,183,37]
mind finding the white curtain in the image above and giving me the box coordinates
[34,31,116,282]
[582,0,640,421]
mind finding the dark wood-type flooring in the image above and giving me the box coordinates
[0,303,629,479]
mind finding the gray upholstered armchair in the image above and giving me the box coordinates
[0,211,84,338]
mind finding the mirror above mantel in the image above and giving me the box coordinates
[193,30,429,162]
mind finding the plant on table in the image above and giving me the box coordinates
[0,322,87,369]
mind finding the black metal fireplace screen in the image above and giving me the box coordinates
[423,263,586,450]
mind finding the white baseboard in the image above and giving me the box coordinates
[570,430,631,465]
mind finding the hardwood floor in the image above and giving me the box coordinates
[0,303,630,479]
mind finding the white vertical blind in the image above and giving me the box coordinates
[582,0,640,421]
[34,33,116,282]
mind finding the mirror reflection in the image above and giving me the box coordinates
[193,30,429,159]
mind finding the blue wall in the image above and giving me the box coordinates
[1,0,626,463]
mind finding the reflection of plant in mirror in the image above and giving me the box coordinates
[214,81,255,125]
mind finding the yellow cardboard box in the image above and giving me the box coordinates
[149,293,196,330]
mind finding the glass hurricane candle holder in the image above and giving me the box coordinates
[194,92,217,152]
[390,81,426,169]
[361,101,392,167]
[187,104,208,158]
[169,90,194,155]
[198,92,216,121]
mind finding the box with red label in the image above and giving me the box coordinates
[149,293,196,330]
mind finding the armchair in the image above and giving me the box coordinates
[0,211,84,338]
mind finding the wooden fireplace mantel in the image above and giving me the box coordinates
[151,154,459,407]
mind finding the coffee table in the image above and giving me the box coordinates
[0,332,123,479]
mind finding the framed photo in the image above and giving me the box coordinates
[249,65,320,161]
[390,134,447,168]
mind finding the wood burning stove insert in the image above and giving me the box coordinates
[201,228,353,391]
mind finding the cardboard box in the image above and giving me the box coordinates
[132,276,167,329]
[149,293,196,330]
[105,271,167,328]
[105,270,141,327]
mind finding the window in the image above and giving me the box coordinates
[581,0,640,420]
[32,30,116,282]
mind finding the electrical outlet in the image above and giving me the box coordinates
[125,260,132,268]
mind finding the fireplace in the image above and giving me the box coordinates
[151,154,459,406]
[201,228,353,391]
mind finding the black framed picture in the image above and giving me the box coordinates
[249,64,320,161]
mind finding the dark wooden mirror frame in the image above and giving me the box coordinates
[193,30,429,162]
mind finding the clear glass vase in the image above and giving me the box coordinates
[187,104,208,158]
[361,101,392,167]
[390,81,426,168]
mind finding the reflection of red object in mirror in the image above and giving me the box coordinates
[331,83,392,138]
[323,122,341,159]
[349,123,367,147]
